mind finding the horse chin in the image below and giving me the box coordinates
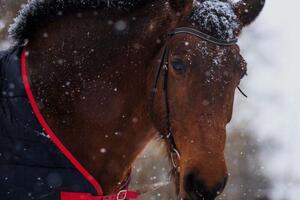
[178,189,218,200]
[177,195,200,200]
[177,192,193,200]
[177,195,216,200]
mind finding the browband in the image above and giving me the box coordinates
[169,27,238,46]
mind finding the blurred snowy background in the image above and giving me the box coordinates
[1,0,299,199]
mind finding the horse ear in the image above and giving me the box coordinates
[170,0,193,13]
[234,0,265,26]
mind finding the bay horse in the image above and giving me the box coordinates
[6,0,265,199]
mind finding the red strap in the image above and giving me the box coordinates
[61,191,139,200]
[21,49,103,195]
[21,49,139,200]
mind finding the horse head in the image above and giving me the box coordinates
[150,0,265,199]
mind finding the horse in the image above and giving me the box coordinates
[6,0,265,199]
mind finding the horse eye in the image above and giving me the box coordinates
[171,58,186,73]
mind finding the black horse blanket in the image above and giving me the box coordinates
[0,47,96,200]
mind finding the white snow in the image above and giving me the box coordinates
[191,0,239,40]
[114,20,127,31]
[100,148,107,153]
[228,0,300,199]
[0,20,5,30]
[35,130,50,139]
[0,40,10,51]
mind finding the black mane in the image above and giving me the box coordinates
[9,0,240,46]
[9,0,145,45]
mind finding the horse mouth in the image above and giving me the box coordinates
[178,196,216,200]
[178,190,217,200]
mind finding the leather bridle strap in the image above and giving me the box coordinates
[151,27,238,174]
[170,27,238,46]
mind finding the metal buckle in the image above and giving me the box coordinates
[116,190,127,200]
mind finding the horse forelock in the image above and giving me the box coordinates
[191,0,241,41]
[8,0,146,46]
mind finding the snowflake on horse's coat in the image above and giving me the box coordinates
[9,0,146,45]
[1,0,265,200]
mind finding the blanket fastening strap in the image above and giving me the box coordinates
[21,49,139,200]
[61,190,139,200]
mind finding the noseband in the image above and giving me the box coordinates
[150,27,237,181]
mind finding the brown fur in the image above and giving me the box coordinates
[24,0,264,199]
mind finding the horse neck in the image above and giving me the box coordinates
[25,2,180,194]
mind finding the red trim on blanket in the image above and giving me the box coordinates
[21,48,103,195]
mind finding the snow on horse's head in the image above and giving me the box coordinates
[12,0,264,199]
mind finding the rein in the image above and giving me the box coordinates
[150,27,238,190]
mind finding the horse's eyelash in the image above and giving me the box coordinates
[240,69,248,79]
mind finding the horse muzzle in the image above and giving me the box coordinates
[181,172,228,200]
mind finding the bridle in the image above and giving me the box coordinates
[19,24,240,199]
[150,27,238,188]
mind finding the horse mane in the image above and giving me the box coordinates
[191,0,240,40]
[9,0,240,46]
[8,0,146,45]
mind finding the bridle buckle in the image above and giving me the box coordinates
[116,190,127,200]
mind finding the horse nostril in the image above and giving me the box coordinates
[215,175,228,194]
[184,172,211,199]
[184,172,197,193]
[184,172,228,200]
